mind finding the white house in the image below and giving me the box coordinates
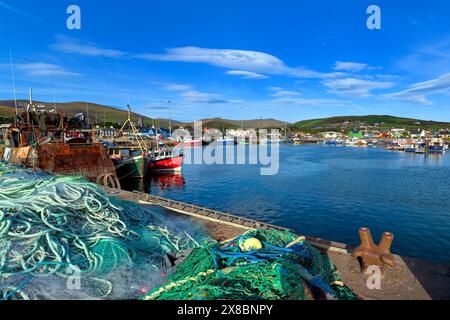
[320,132,342,139]
[390,128,407,138]
[410,129,426,139]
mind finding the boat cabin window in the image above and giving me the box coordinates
[130,150,141,157]
[121,150,130,158]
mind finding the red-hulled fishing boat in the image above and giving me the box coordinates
[147,134,184,173]
[148,151,183,173]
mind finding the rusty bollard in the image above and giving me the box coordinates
[351,227,396,272]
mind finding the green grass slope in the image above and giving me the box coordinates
[292,115,450,130]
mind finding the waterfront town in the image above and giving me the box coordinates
[1,0,450,306]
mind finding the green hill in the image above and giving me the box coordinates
[292,115,450,131]
[0,100,286,129]
[0,100,185,127]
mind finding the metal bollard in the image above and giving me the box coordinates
[351,227,396,272]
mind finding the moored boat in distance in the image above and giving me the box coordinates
[427,145,444,154]
[214,137,235,145]
[182,139,202,147]
[427,138,445,154]
[404,145,416,153]
[324,139,344,146]
[415,143,426,154]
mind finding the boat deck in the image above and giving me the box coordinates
[106,188,450,300]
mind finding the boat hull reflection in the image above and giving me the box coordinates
[121,173,185,194]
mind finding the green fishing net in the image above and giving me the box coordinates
[0,163,208,300]
[142,229,358,301]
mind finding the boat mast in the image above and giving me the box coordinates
[85,96,89,125]
[168,100,172,138]
[51,74,57,113]
[28,89,33,111]
[119,104,147,153]
[9,49,18,126]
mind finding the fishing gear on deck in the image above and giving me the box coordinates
[0,162,206,300]
[141,229,358,301]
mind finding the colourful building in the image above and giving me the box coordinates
[348,130,363,139]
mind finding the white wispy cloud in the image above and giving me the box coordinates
[18,63,80,77]
[181,90,227,104]
[51,35,126,58]
[154,82,228,104]
[334,61,377,72]
[386,72,450,105]
[270,96,351,107]
[268,87,302,97]
[395,36,450,77]
[226,70,269,79]
[136,47,286,72]
[0,1,42,22]
[1,62,80,77]
[323,78,395,98]
[154,82,193,91]
[136,46,343,79]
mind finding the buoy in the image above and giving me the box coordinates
[239,237,263,252]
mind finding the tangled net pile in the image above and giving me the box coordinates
[0,163,207,300]
[142,229,358,300]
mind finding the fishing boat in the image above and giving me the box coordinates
[107,105,151,179]
[0,90,120,188]
[427,145,444,154]
[182,139,202,147]
[109,147,147,179]
[427,139,445,154]
[385,141,403,151]
[404,145,416,153]
[345,138,358,146]
[148,148,183,173]
[415,143,426,154]
[324,139,344,146]
[215,137,235,145]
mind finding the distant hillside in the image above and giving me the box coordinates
[0,100,286,129]
[193,118,287,129]
[292,115,450,131]
[0,100,184,127]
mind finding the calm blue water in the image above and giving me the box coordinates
[124,145,450,264]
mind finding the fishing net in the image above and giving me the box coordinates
[142,229,358,300]
[0,162,209,300]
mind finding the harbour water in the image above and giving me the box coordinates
[122,144,450,264]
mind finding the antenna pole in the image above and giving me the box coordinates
[9,49,18,126]
[51,74,57,113]
[168,100,172,137]
[85,95,89,124]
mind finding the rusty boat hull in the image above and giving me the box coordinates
[1,143,119,185]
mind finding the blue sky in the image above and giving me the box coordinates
[1,0,450,122]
